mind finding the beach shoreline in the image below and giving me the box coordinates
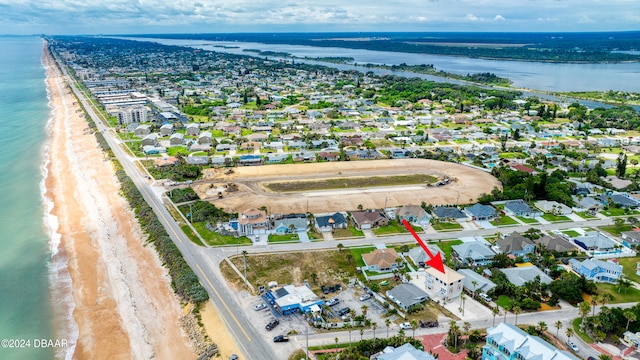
[42,42,196,359]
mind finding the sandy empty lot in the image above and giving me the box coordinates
[196,159,501,214]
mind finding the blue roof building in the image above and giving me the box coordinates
[483,323,579,360]
[569,258,622,283]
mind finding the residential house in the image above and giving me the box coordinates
[573,232,620,254]
[395,205,432,226]
[159,123,174,136]
[350,210,389,230]
[185,123,200,136]
[483,323,579,360]
[424,265,465,302]
[185,156,209,165]
[465,204,497,221]
[621,230,640,248]
[273,216,308,235]
[504,200,541,218]
[573,196,603,214]
[238,208,270,236]
[534,235,578,253]
[407,245,445,267]
[534,200,573,215]
[134,124,151,136]
[495,232,536,259]
[452,241,497,267]
[362,248,401,273]
[386,283,430,311]
[315,213,348,232]
[498,265,553,287]
[239,154,262,166]
[141,133,159,146]
[265,153,289,164]
[198,131,212,144]
[569,258,622,283]
[169,132,184,145]
[602,193,640,208]
[431,206,468,222]
[376,343,437,360]
[457,269,497,295]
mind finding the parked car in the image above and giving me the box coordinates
[479,293,492,302]
[565,340,579,352]
[273,335,289,343]
[327,298,340,306]
[254,303,267,311]
[265,319,279,331]
[359,293,371,301]
[229,355,238,360]
[337,307,351,316]
[400,322,412,330]
[321,285,329,294]
[329,286,335,293]
[335,284,342,291]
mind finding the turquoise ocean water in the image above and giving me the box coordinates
[0,36,70,360]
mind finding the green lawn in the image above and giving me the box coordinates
[573,318,594,344]
[496,295,512,309]
[268,233,299,243]
[596,283,640,303]
[600,208,628,217]
[167,146,190,156]
[180,224,204,246]
[561,230,581,238]
[490,216,519,226]
[542,213,572,222]
[429,239,463,258]
[349,246,377,267]
[576,211,598,219]
[517,216,539,224]
[617,256,640,284]
[431,221,463,231]
[599,224,633,236]
[373,222,419,235]
[332,226,364,239]
[192,222,252,246]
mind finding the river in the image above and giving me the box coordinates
[132,38,640,94]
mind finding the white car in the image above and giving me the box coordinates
[479,293,492,302]
[254,303,267,311]
[400,322,412,330]
[326,298,340,306]
[359,293,371,301]
[565,340,579,352]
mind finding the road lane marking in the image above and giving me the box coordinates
[196,264,251,341]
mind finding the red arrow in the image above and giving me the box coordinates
[402,219,445,274]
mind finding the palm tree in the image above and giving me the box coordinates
[459,294,466,316]
[591,295,600,317]
[492,307,500,327]
[624,309,637,330]
[471,280,479,298]
[579,301,590,330]
[385,318,391,339]
[371,322,378,345]
[334,337,339,351]
[361,305,368,320]
[462,322,471,345]
[310,272,318,285]
[345,254,353,265]
[513,306,522,325]
[538,321,548,335]
[344,324,352,345]
[565,327,574,341]
[555,320,563,339]
[242,250,248,281]
[410,319,418,339]
[598,355,612,360]
[337,243,344,252]
[448,320,460,350]
[360,328,364,341]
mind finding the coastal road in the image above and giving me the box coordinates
[52,50,278,360]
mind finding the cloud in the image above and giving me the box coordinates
[465,13,479,21]
[0,0,639,34]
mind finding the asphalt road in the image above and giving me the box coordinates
[53,52,278,360]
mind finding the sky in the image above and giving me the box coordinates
[1,0,639,35]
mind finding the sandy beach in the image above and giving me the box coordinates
[43,43,196,359]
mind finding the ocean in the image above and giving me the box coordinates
[0,36,70,360]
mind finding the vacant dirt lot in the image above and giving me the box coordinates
[196,159,500,214]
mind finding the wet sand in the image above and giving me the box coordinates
[43,43,195,359]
